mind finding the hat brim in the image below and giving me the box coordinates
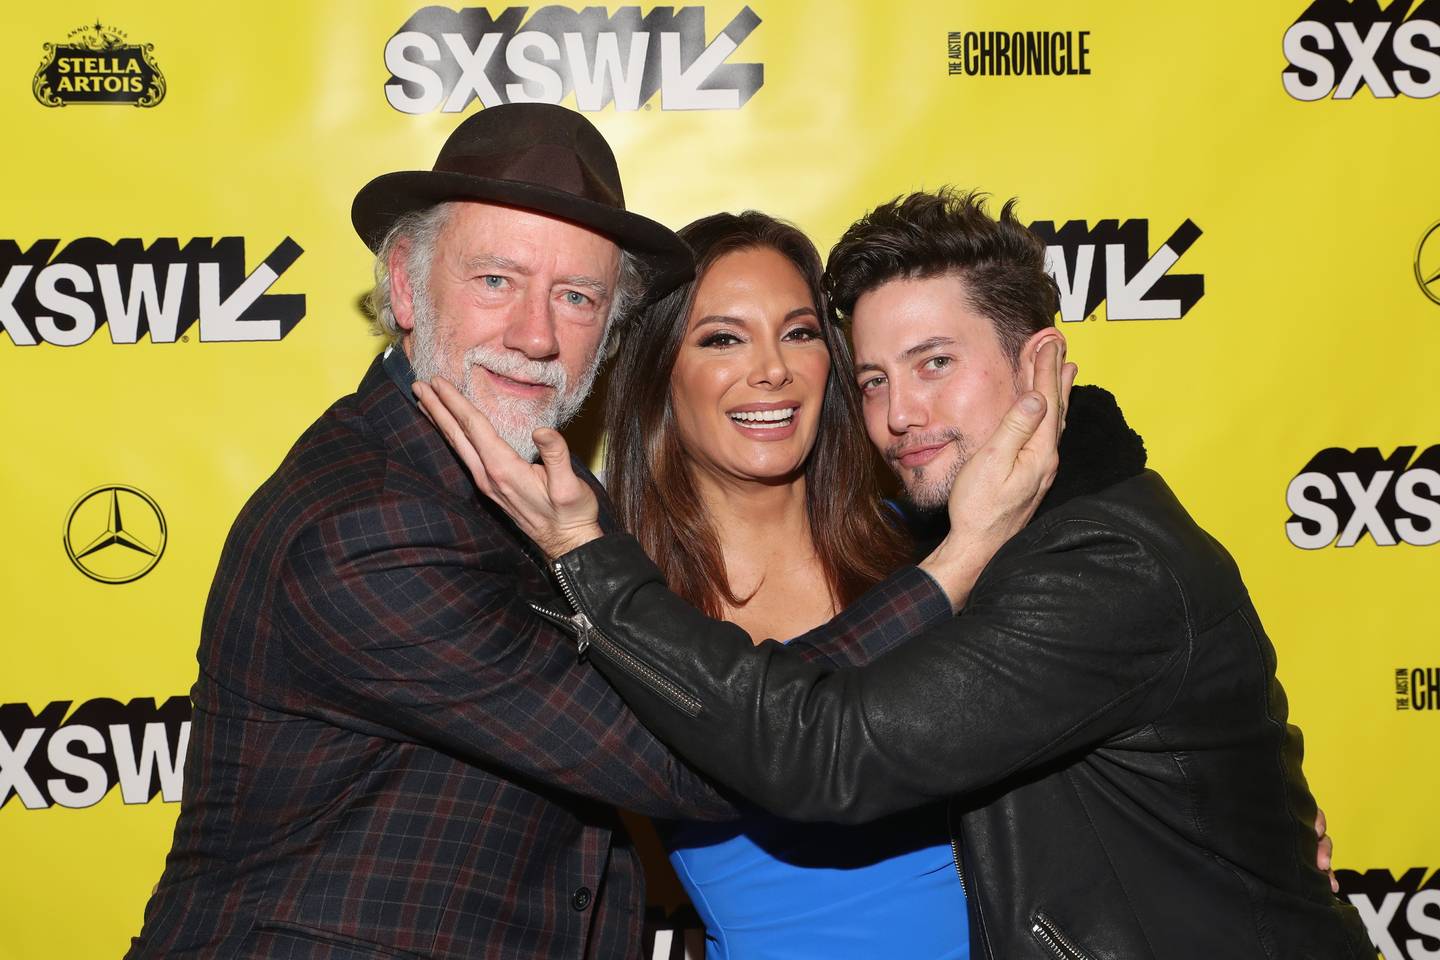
[352,171,694,302]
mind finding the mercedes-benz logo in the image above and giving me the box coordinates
[1418,220,1440,307]
[63,485,167,584]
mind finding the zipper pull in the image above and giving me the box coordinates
[573,610,593,655]
[550,560,593,655]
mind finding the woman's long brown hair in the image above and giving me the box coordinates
[604,211,913,622]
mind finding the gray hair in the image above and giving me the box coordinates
[362,201,649,351]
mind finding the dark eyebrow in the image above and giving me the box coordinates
[854,336,957,376]
[900,336,958,360]
[695,307,818,328]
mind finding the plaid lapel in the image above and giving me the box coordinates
[356,355,483,504]
[353,354,616,535]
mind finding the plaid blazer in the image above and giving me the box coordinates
[127,355,952,960]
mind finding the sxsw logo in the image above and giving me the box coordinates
[0,697,189,810]
[1285,446,1440,548]
[384,5,762,114]
[1029,219,1204,323]
[1337,868,1440,960]
[0,237,304,346]
[1282,0,1440,101]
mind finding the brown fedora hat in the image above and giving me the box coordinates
[352,103,693,300]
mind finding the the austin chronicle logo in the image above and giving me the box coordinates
[63,486,167,584]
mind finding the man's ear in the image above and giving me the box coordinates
[389,242,417,334]
[1016,327,1067,386]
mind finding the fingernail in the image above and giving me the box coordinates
[1021,395,1043,415]
[412,382,426,398]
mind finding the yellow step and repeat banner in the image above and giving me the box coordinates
[2,2,1437,957]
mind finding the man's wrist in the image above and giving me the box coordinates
[545,523,606,560]
[917,538,990,612]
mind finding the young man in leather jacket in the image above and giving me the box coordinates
[419,190,1374,960]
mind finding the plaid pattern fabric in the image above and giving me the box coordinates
[790,565,954,668]
[126,356,953,960]
[127,358,736,960]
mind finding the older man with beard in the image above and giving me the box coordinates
[128,105,796,960]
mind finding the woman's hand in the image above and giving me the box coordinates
[414,377,604,559]
[1316,807,1338,894]
[919,339,1077,610]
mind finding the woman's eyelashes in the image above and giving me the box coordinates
[696,324,822,350]
[783,324,823,342]
[697,330,744,348]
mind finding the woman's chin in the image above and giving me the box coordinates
[717,454,811,487]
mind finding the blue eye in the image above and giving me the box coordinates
[483,275,504,289]
[564,290,588,306]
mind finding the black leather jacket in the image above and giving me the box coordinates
[543,388,1371,960]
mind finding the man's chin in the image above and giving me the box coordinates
[488,414,548,462]
[898,458,963,511]
[904,482,951,512]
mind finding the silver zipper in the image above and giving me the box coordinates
[1031,911,1096,960]
[526,600,594,653]
[947,799,997,960]
[946,797,969,900]
[548,560,703,717]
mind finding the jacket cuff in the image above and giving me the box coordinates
[557,532,661,588]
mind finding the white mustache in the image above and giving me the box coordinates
[461,344,567,392]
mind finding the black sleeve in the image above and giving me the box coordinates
[553,529,1191,824]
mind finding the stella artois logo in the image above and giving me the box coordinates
[33,22,166,108]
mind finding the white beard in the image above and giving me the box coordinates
[408,284,602,462]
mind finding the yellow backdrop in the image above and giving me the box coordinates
[3,2,1436,957]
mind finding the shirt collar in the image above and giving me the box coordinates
[382,344,420,404]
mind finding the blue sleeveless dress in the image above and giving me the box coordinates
[657,632,969,959]
[659,801,968,959]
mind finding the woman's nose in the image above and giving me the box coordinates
[747,338,792,389]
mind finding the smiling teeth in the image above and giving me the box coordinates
[730,408,795,424]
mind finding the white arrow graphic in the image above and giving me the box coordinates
[1105,242,1182,320]
[660,31,740,109]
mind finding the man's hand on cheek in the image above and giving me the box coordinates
[918,340,1076,610]
[414,377,603,559]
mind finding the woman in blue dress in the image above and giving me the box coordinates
[601,211,969,960]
